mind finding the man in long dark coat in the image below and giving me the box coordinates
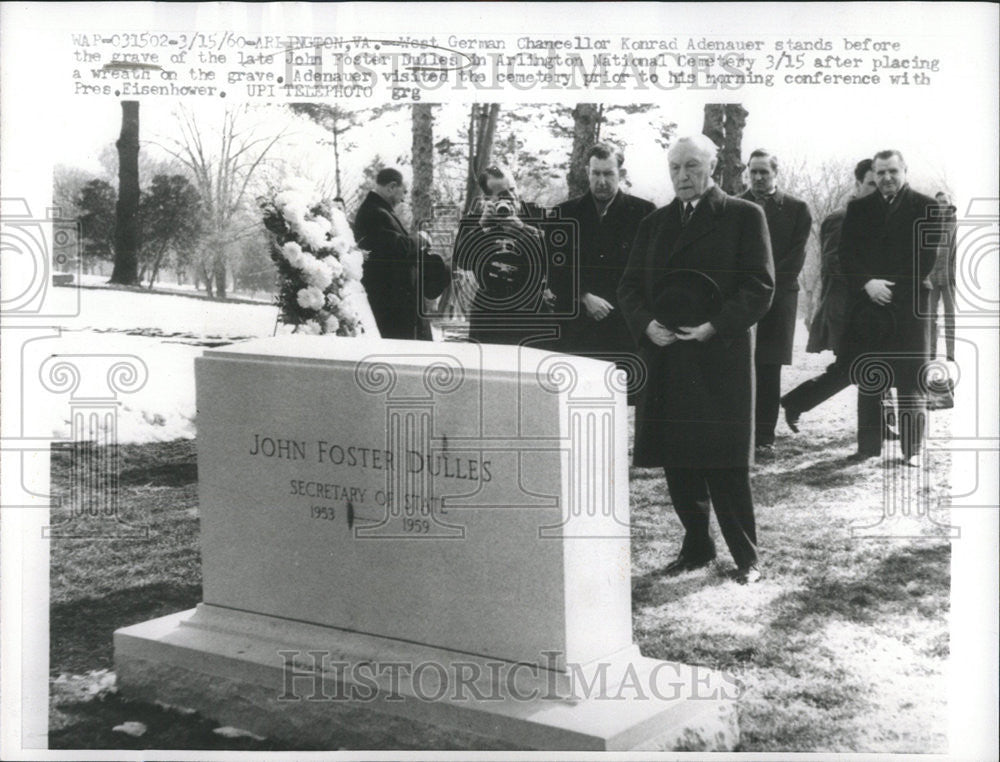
[355,168,447,340]
[618,135,774,584]
[452,164,557,347]
[838,149,937,465]
[740,150,812,454]
[554,143,655,398]
[781,159,878,431]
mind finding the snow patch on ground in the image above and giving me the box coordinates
[35,287,283,444]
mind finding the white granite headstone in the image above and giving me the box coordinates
[115,335,737,751]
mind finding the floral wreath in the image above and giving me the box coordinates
[261,179,369,336]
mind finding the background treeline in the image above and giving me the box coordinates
[55,101,945,319]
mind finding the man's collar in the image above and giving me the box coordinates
[370,189,396,211]
[686,184,715,208]
[881,183,910,203]
[591,189,621,216]
[752,187,782,204]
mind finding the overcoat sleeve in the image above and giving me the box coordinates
[711,203,775,340]
[837,199,873,293]
[782,200,813,290]
[359,208,419,263]
[616,214,657,346]
[818,211,843,285]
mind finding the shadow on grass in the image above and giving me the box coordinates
[49,691,323,751]
[119,462,198,487]
[51,582,201,676]
[767,543,950,634]
[632,564,731,609]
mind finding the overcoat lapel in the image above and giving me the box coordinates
[663,185,725,267]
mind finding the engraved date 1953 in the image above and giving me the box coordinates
[310,505,336,521]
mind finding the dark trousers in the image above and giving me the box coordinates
[781,359,851,414]
[663,467,758,569]
[754,362,782,446]
[782,356,905,455]
[858,381,925,458]
[929,284,956,361]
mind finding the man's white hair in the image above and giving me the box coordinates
[668,135,720,163]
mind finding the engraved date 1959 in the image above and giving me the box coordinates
[310,505,336,521]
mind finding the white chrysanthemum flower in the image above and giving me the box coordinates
[324,314,340,333]
[341,248,364,281]
[296,286,325,311]
[325,292,341,308]
[325,255,344,279]
[297,220,329,251]
[281,241,305,268]
[329,236,349,256]
[302,259,334,291]
[300,319,322,335]
[275,190,310,222]
[339,301,359,324]
[330,208,354,241]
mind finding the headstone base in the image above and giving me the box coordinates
[115,605,738,751]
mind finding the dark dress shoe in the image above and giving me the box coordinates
[661,554,715,577]
[755,444,775,461]
[735,565,761,584]
[783,405,800,433]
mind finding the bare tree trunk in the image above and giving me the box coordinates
[333,123,342,198]
[200,261,214,298]
[702,104,725,152]
[212,251,227,300]
[147,246,168,289]
[411,103,434,230]
[567,103,600,198]
[463,103,500,213]
[110,101,140,285]
[702,103,749,195]
[721,104,749,195]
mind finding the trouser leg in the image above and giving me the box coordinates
[704,468,758,569]
[663,468,716,561]
[942,285,956,361]
[857,386,883,456]
[755,362,782,446]
[896,360,927,459]
[781,359,852,414]
[928,286,942,359]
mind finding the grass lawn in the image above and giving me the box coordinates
[49,374,952,752]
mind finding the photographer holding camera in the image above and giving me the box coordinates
[452,165,559,346]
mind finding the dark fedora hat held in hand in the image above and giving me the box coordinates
[652,269,723,331]
[846,299,899,348]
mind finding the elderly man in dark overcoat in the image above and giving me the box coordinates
[618,135,774,584]
[838,149,937,465]
[740,149,812,454]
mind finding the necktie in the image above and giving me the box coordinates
[681,202,694,227]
